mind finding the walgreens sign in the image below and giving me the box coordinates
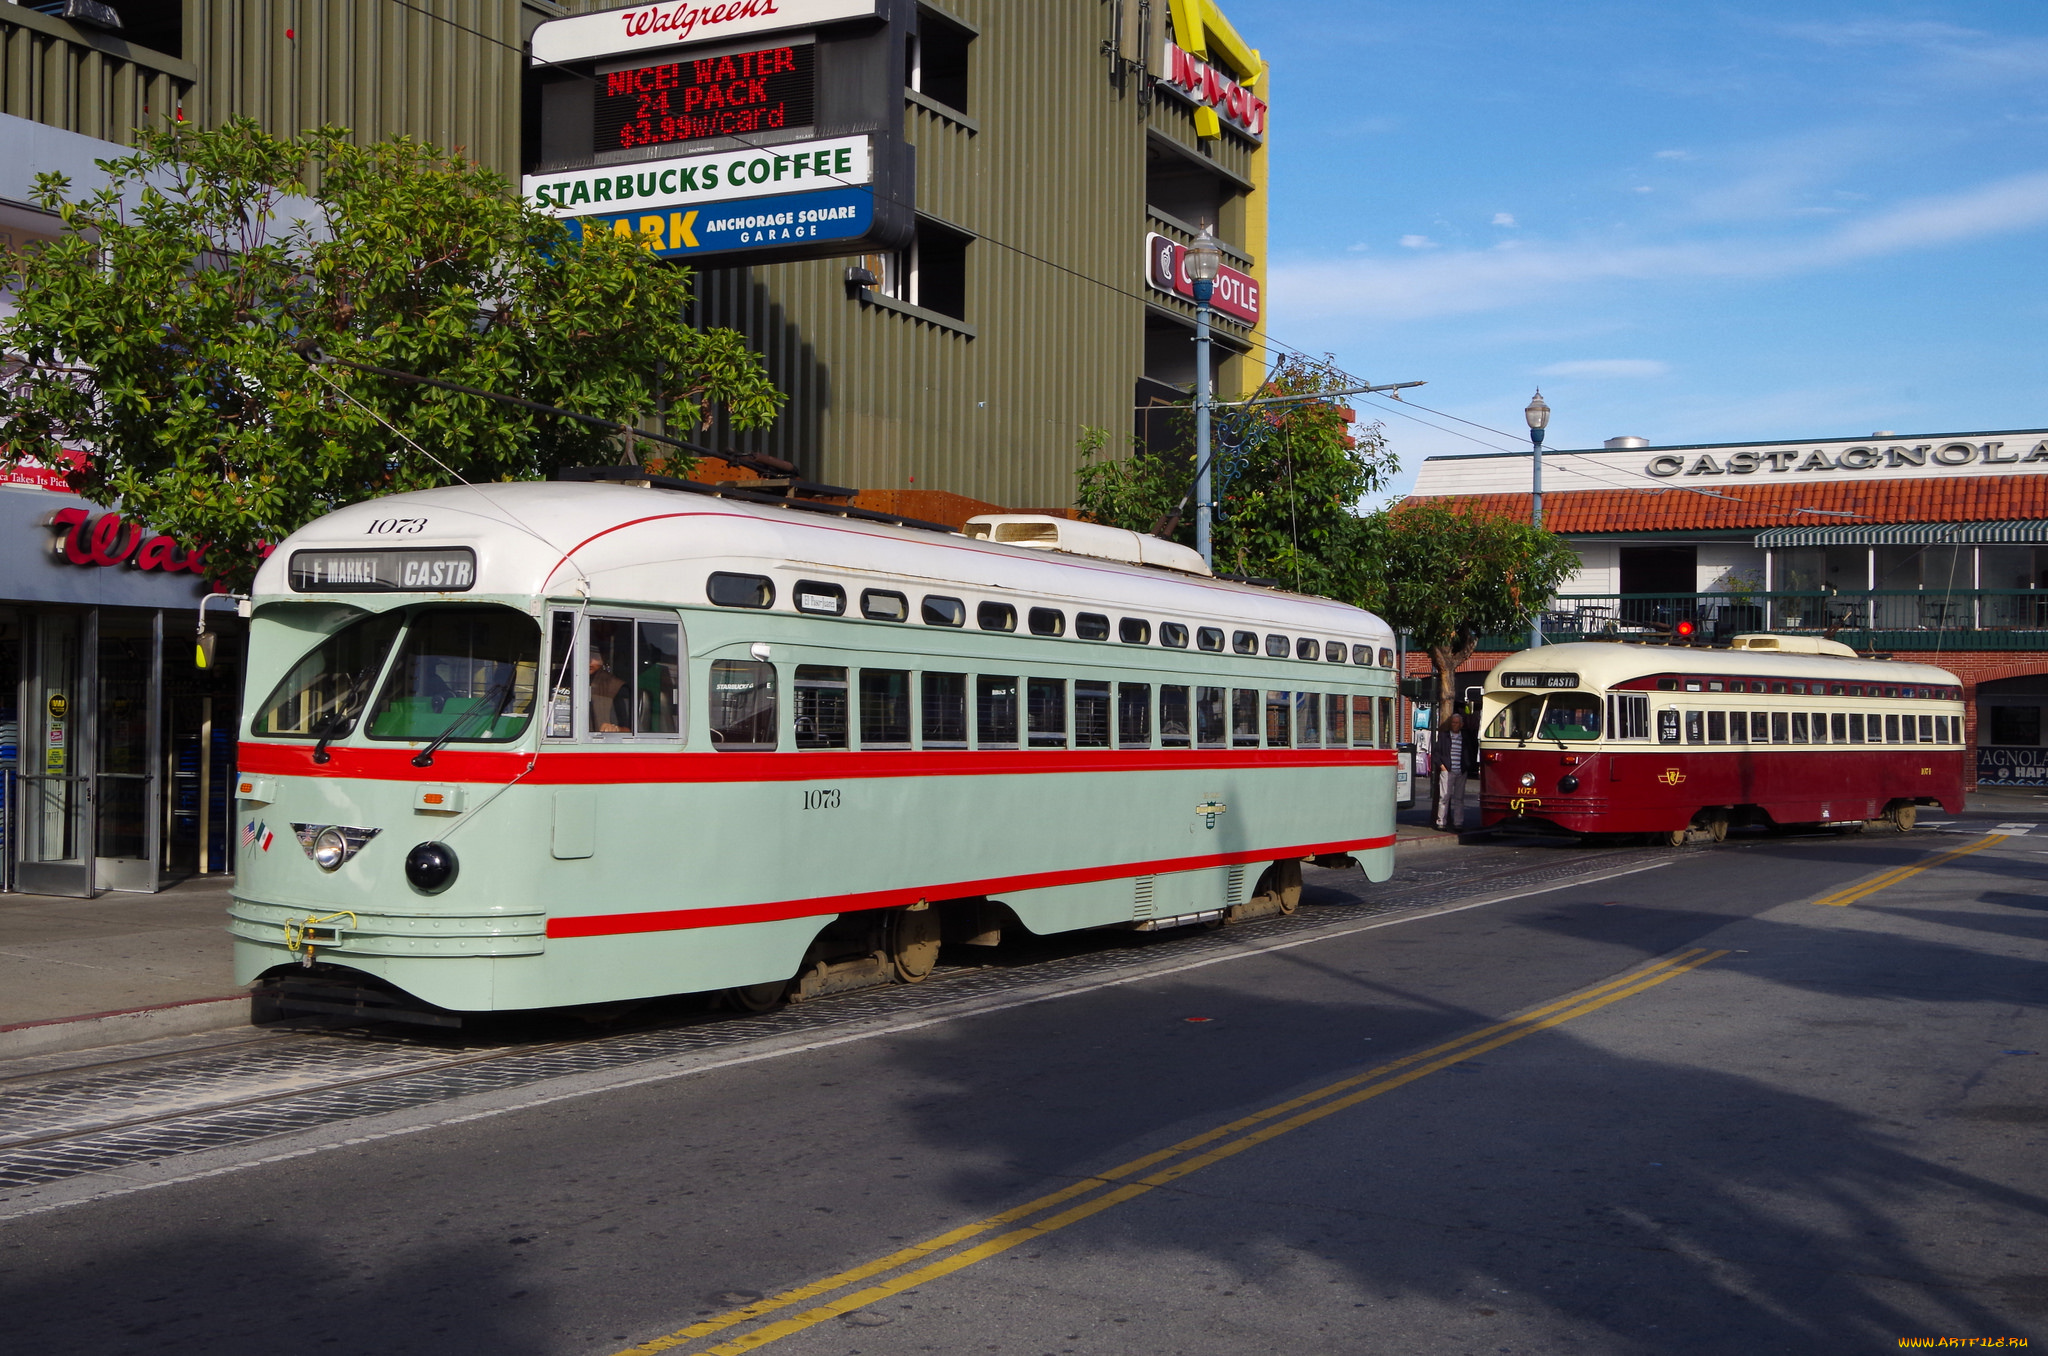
[531,0,876,66]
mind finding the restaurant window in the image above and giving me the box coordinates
[1028,677,1067,747]
[923,671,967,746]
[1075,680,1111,748]
[1162,685,1192,746]
[709,659,777,749]
[1232,689,1260,746]
[794,666,849,749]
[1266,691,1292,747]
[860,669,911,747]
[1118,683,1151,747]
[977,676,1018,746]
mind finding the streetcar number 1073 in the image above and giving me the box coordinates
[803,788,842,810]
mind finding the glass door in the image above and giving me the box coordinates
[95,612,161,893]
[16,611,94,897]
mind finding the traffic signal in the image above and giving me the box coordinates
[1674,619,1697,640]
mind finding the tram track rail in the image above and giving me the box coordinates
[0,840,1684,1194]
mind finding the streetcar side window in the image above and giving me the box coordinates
[1685,710,1704,744]
[1028,678,1068,747]
[1075,679,1111,748]
[1751,712,1770,743]
[1657,679,1677,691]
[546,610,577,739]
[709,659,777,750]
[1028,607,1065,637]
[794,666,849,749]
[923,672,967,747]
[1327,640,1348,664]
[586,618,633,734]
[1707,711,1727,743]
[1327,693,1348,744]
[1770,711,1789,743]
[1607,693,1650,740]
[1295,691,1321,746]
[976,676,1018,747]
[1919,714,1934,742]
[1378,647,1394,668]
[978,601,1017,633]
[1232,689,1261,746]
[1161,623,1190,649]
[1266,691,1292,746]
[1233,631,1258,655]
[1831,712,1847,742]
[794,581,846,616]
[1296,638,1320,661]
[1162,685,1193,746]
[1198,627,1225,653]
[861,589,909,622]
[1791,712,1809,743]
[923,596,966,627]
[1885,714,1901,742]
[1352,693,1373,746]
[1658,708,1680,743]
[1728,710,1747,744]
[860,669,911,748]
[1076,613,1110,640]
[708,572,774,609]
[636,622,682,735]
[1811,712,1828,744]
[1848,713,1865,742]
[1117,683,1152,748]
[1120,618,1152,645]
[1378,696,1395,747]
[1196,686,1227,747]
[1265,635,1290,659]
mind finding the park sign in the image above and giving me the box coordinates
[527,0,913,266]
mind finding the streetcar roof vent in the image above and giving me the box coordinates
[1730,633,1858,657]
[963,515,1213,576]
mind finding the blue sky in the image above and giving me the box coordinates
[1233,2,2048,505]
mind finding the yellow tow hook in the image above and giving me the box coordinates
[282,911,359,968]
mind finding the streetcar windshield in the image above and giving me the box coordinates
[366,607,541,742]
[252,611,404,739]
[1485,693,1602,742]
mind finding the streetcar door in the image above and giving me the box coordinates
[16,611,95,897]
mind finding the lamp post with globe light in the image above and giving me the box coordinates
[1525,389,1550,647]
[1185,227,1225,568]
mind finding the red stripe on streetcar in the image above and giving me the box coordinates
[236,741,1400,784]
[544,835,1398,938]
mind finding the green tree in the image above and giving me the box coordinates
[1075,356,1396,600]
[1356,500,1582,716]
[0,117,783,586]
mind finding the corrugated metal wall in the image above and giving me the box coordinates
[0,8,193,146]
[182,1,530,183]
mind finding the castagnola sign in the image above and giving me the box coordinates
[1645,439,2048,478]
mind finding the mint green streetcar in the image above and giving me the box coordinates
[227,481,1402,1016]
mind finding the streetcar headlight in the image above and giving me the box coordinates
[312,826,348,872]
[1558,775,1581,793]
[1518,773,1536,788]
[405,841,458,893]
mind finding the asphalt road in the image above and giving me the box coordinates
[2,814,2043,1356]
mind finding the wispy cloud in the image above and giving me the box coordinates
[1491,212,1516,227]
[1537,359,1670,379]
[1399,234,1438,250]
[1273,169,2048,323]
[1653,149,1691,161]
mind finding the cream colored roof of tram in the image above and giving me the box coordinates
[1485,641,1961,692]
[255,482,1395,645]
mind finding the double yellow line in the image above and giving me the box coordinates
[1812,834,2007,908]
[617,947,1728,1356]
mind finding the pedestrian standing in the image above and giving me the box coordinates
[1434,711,1466,832]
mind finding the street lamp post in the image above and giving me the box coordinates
[1185,227,1225,569]
[1525,389,1550,648]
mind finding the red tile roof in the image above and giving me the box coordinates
[1404,473,2048,533]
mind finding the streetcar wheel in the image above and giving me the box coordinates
[1889,803,1917,833]
[1245,861,1303,917]
[1706,812,1729,844]
[889,905,943,983]
[1835,819,1867,835]
[724,979,789,1013]
[1663,828,1689,848]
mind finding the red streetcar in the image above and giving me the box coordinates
[1479,635,1966,844]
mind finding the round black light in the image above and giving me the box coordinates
[1558,775,1581,793]
[405,841,458,892]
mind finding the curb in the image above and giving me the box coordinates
[0,994,252,1059]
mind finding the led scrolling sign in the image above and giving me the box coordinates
[594,42,815,152]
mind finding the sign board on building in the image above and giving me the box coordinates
[1144,232,1261,325]
[531,0,877,67]
[527,0,913,267]
[1978,745,2048,786]
[1156,41,1267,140]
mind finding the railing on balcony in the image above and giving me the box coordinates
[1477,590,2048,653]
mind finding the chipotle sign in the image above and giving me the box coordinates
[1144,232,1261,325]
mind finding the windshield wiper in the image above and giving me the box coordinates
[412,676,517,768]
[311,710,349,764]
[309,672,377,764]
